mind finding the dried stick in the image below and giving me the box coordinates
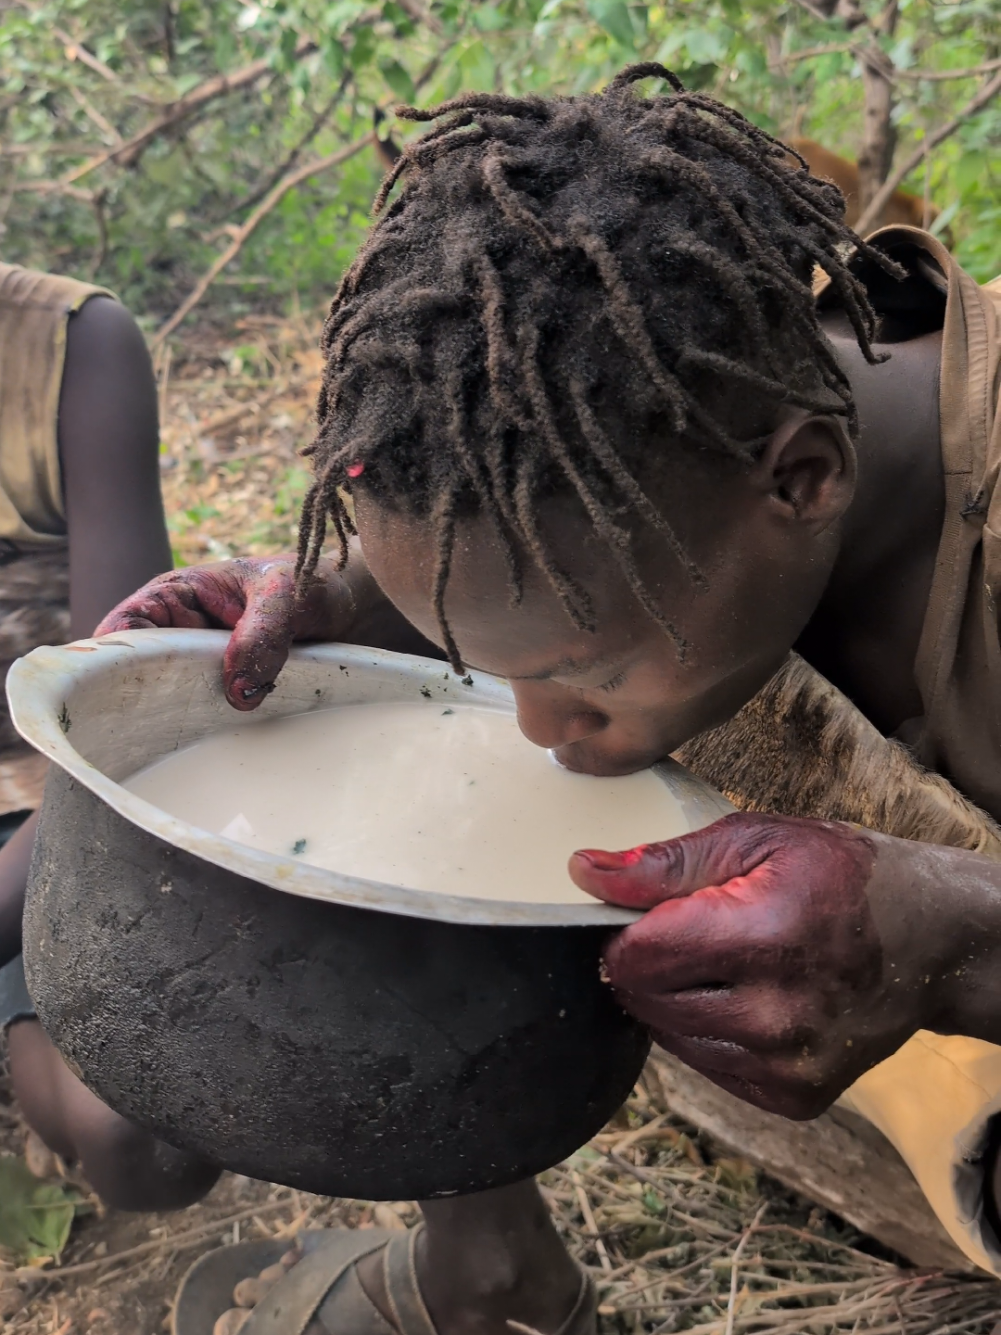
[854,67,1001,234]
[724,1202,768,1335]
[598,1112,670,1153]
[571,1168,612,1271]
[152,130,373,346]
[16,1194,297,1282]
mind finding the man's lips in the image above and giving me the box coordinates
[553,740,668,777]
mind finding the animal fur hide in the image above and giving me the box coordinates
[674,653,1001,860]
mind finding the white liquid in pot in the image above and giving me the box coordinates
[124,701,693,904]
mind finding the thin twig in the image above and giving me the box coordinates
[53,25,119,82]
[59,36,318,185]
[66,85,121,146]
[895,56,1001,81]
[152,131,373,345]
[571,1169,612,1271]
[210,75,351,226]
[603,1112,669,1153]
[394,0,444,36]
[773,41,853,67]
[725,1203,768,1335]
[15,1195,297,1281]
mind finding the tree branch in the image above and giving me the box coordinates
[15,180,97,204]
[778,45,1001,83]
[775,42,853,67]
[60,35,318,185]
[789,0,1001,84]
[210,75,351,227]
[152,131,374,346]
[895,56,1001,81]
[67,84,121,146]
[53,24,119,83]
[854,68,1001,235]
[856,1,899,218]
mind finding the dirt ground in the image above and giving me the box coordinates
[4,316,1001,1333]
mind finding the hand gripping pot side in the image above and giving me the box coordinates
[7,630,733,1199]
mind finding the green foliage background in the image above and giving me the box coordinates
[2,0,999,328]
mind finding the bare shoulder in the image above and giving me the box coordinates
[64,293,152,374]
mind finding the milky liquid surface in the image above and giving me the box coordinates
[124,701,694,904]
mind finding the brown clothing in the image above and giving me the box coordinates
[0,263,112,813]
[818,227,1001,822]
[674,229,1001,1276]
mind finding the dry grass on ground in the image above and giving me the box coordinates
[4,320,1001,1333]
[7,1056,1001,1335]
[155,309,325,568]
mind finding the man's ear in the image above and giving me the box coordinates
[751,411,856,531]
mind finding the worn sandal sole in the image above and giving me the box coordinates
[172,1236,291,1335]
[172,1228,407,1335]
[173,1224,595,1335]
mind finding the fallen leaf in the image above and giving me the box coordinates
[0,1156,84,1264]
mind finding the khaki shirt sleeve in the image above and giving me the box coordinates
[0,263,114,548]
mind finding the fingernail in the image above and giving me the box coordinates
[235,679,275,700]
[575,847,644,871]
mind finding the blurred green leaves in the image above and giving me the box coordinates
[0,1156,84,1264]
[586,1,636,49]
[1,0,998,328]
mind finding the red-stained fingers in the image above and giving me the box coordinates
[95,563,252,636]
[569,813,782,910]
[572,812,890,1119]
[95,556,357,712]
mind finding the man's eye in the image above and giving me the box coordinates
[597,671,627,693]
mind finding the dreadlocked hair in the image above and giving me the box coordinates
[298,62,904,671]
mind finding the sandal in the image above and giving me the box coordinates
[172,1225,596,1335]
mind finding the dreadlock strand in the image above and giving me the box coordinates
[566,219,689,433]
[481,150,561,251]
[675,347,848,418]
[429,483,464,673]
[607,63,686,94]
[569,378,706,589]
[441,362,524,608]
[570,218,751,453]
[513,451,595,632]
[395,92,550,124]
[522,331,690,653]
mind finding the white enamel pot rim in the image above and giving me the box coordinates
[7,628,734,929]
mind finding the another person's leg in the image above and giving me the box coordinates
[6,1016,221,1210]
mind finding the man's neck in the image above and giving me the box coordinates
[795,316,945,735]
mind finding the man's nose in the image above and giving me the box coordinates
[511,681,609,750]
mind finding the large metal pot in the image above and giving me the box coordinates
[8,631,732,1199]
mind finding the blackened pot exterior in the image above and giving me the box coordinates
[25,767,651,1199]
